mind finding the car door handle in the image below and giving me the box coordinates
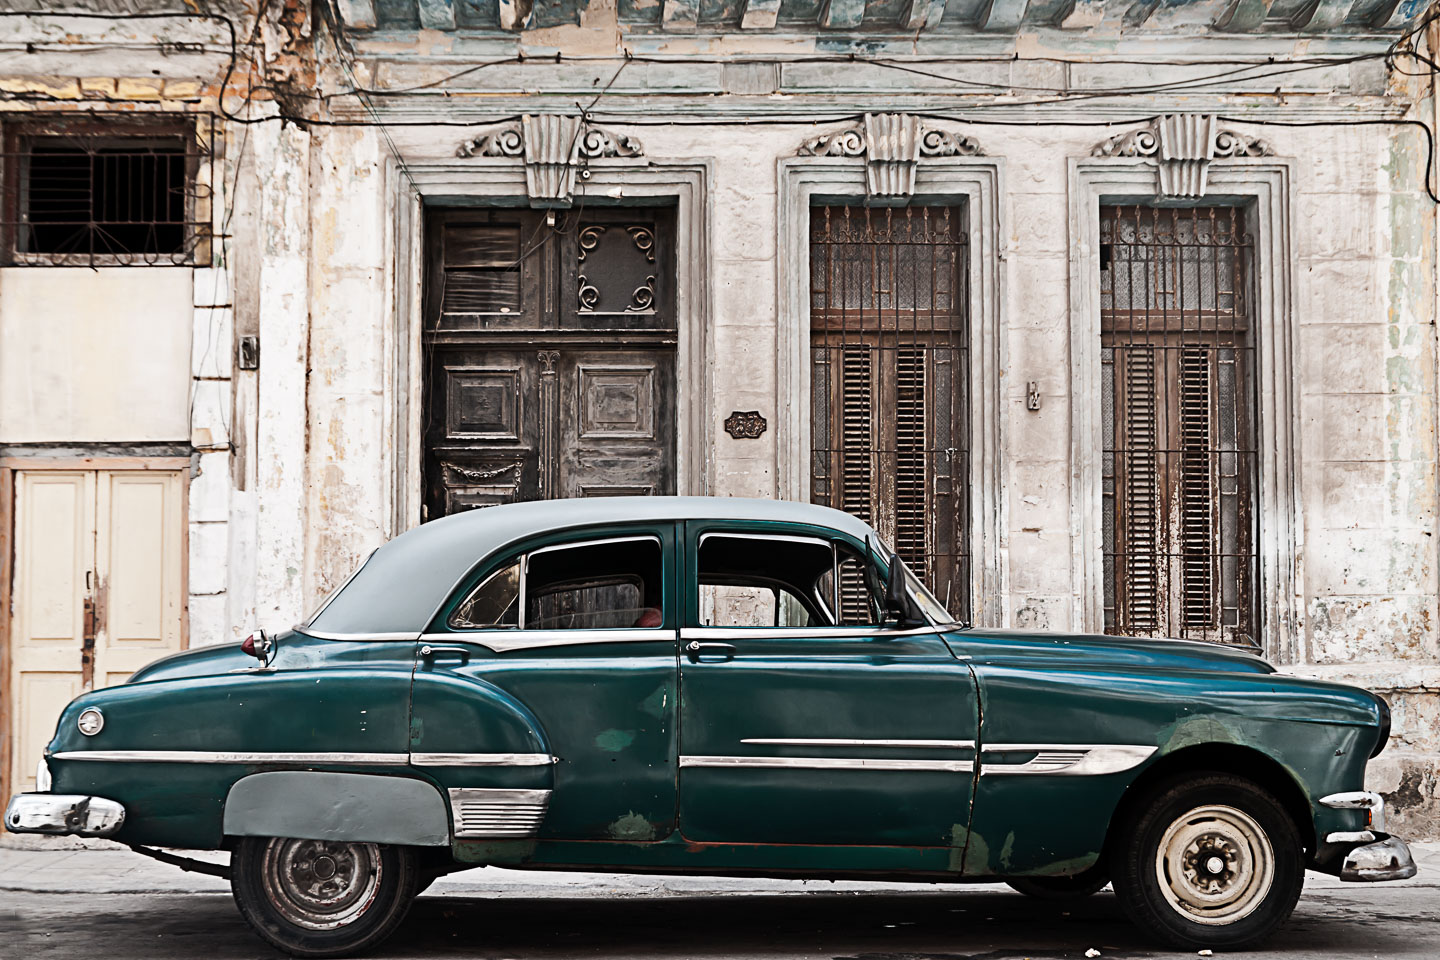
[419,644,471,662]
[685,641,736,661]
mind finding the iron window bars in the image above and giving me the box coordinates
[0,115,213,267]
[809,204,971,625]
[1100,205,1260,648]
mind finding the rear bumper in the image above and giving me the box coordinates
[5,793,126,838]
[1319,790,1418,882]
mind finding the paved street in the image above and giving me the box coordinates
[1,844,1437,960]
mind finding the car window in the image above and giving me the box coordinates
[697,533,884,628]
[525,537,663,630]
[450,561,520,628]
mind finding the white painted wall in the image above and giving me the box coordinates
[0,267,193,442]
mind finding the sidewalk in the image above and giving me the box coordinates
[3,840,1437,898]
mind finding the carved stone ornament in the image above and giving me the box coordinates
[456,115,645,209]
[724,410,768,440]
[1092,115,1272,199]
[798,113,982,201]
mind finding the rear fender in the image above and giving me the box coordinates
[224,771,451,846]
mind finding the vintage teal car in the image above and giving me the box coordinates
[5,497,1416,957]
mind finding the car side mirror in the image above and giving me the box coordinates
[885,553,927,628]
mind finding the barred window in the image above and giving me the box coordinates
[1100,205,1259,648]
[2,118,209,266]
[809,204,969,623]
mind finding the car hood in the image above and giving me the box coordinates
[948,627,1276,674]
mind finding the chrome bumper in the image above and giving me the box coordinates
[1320,790,1418,882]
[5,793,126,837]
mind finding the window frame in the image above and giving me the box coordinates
[683,520,944,636]
[439,530,671,639]
[0,114,209,267]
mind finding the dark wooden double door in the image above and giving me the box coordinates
[423,207,677,519]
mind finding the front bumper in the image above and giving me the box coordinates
[1320,790,1418,882]
[5,794,126,838]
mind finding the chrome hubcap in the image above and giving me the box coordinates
[1156,804,1274,925]
[260,838,383,931]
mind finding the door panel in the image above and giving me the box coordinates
[7,469,184,793]
[411,524,681,842]
[675,522,979,848]
[422,207,677,520]
[10,472,92,792]
[95,470,185,680]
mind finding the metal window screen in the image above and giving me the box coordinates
[1,117,211,266]
[1100,205,1259,648]
[809,204,970,623]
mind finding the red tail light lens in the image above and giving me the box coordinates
[241,634,258,658]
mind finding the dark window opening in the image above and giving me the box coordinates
[2,120,205,265]
[1100,205,1259,648]
[697,534,884,629]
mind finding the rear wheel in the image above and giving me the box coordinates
[230,836,421,958]
[1111,773,1304,950]
[1006,865,1109,900]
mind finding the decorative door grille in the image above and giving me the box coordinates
[809,204,970,623]
[1100,205,1259,647]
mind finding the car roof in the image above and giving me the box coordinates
[303,496,878,636]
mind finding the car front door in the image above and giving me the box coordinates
[410,524,680,843]
[675,522,979,849]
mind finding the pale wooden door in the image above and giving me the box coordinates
[8,469,185,792]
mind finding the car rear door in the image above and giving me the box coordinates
[675,521,979,849]
[410,523,681,843]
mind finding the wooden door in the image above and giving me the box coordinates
[422,207,677,519]
[7,469,184,792]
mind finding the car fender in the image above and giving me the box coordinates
[224,771,451,846]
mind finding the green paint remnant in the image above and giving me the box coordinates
[999,831,1016,871]
[964,830,992,877]
[607,811,657,841]
[595,728,636,752]
[948,823,968,872]
[408,717,424,748]
[1158,715,1237,752]
[639,682,670,719]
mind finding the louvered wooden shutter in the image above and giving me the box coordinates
[1119,346,1160,632]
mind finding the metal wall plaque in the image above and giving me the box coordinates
[724,411,767,439]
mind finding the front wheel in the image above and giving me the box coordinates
[1111,773,1304,951]
[230,836,421,958]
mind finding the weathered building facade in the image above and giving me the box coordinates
[1,0,1438,834]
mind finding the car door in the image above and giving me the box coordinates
[676,521,979,848]
[411,523,680,842]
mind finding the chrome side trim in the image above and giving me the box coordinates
[410,752,555,766]
[680,755,972,772]
[980,744,1155,776]
[448,787,551,839]
[296,629,422,642]
[740,738,974,749]
[680,625,942,641]
[420,629,673,653]
[51,750,409,765]
[53,749,557,767]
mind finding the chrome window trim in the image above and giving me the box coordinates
[419,629,672,653]
[680,625,942,641]
[979,744,1155,776]
[411,752,556,766]
[698,532,832,548]
[679,755,973,772]
[526,534,662,561]
[50,750,557,767]
[295,629,421,642]
[739,738,975,749]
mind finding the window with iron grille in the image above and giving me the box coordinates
[1,117,210,266]
[1100,205,1259,647]
[809,204,969,623]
